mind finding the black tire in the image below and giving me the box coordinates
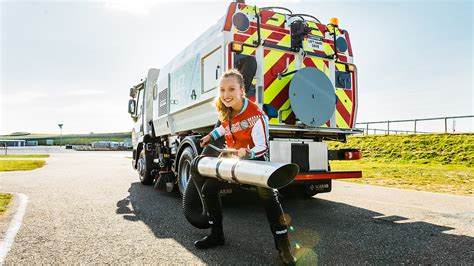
[177,146,195,196]
[138,149,153,185]
[183,175,210,229]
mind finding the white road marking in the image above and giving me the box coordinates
[0,193,28,265]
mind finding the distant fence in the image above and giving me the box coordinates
[356,115,473,135]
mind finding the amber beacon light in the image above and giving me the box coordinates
[330,17,339,26]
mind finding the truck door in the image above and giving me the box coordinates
[202,46,222,93]
[136,87,145,134]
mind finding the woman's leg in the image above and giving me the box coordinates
[193,122,226,249]
[201,177,223,232]
[256,187,288,239]
[257,186,296,265]
[193,174,225,249]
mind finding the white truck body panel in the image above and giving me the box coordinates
[151,18,226,137]
[270,140,328,171]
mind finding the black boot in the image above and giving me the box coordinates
[194,226,225,249]
[275,236,297,265]
[195,176,225,249]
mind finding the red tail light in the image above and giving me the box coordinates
[344,151,361,160]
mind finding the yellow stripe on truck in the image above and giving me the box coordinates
[310,57,329,75]
[306,21,323,37]
[336,63,345,71]
[323,43,334,56]
[336,110,350,128]
[335,88,353,115]
[264,60,295,104]
[266,13,285,27]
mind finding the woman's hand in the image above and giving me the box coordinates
[200,135,211,147]
[236,148,251,158]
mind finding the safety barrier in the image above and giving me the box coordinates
[356,115,473,135]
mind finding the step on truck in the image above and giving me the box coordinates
[128,0,362,227]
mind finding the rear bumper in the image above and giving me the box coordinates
[294,170,362,182]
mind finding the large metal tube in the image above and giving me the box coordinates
[192,156,299,189]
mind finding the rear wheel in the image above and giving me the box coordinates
[138,149,153,185]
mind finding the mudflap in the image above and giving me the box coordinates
[279,179,332,198]
[300,179,332,194]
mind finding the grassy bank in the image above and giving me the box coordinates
[329,133,473,166]
[331,160,473,196]
[328,134,473,196]
[0,193,12,215]
[0,160,46,171]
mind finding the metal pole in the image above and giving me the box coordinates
[444,118,448,133]
[366,123,369,136]
[387,120,390,135]
[58,123,64,147]
[414,119,417,134]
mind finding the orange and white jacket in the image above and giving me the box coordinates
[210,98,269,159]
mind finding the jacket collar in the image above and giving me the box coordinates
[235,97,248,117]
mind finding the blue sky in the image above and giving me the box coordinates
[1,0,472,134]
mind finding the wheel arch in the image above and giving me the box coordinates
[133,134,154,169]
[174,136,202,173]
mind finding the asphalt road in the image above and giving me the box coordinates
[0,148,473,264]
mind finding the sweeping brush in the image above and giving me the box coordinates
[154,169,176,192]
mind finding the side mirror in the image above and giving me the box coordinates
[129,88,136,98]
[128,99,136,115]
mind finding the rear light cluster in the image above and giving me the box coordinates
[344,150,361,160]
[328,149,362,160]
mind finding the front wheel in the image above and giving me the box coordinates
[138,149,153,185]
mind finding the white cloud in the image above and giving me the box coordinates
[255,0,302,4]
[3,91,48,104]
[102,0,302,16]
[103,0,158,16]
[68,89,105,96]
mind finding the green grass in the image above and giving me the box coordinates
[327,133,473,196]
[0,160,46,171]
[0,132,131,145]
[8,132,30,136]
[328,133,473,166]
[0,193,12,215]
[0,154,49,158]
[331,160,473,196]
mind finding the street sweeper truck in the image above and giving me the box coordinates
[127,1,362,227]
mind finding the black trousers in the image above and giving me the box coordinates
[195,142,289,240]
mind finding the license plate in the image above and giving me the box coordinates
[307,35,323,51]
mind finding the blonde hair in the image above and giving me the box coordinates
[214,69,245,122]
